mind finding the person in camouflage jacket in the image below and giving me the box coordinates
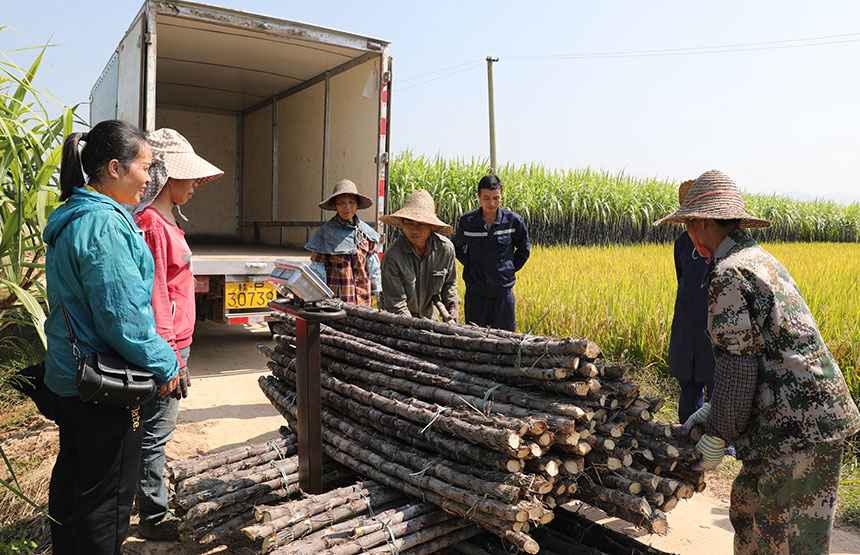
[655,169,860,555]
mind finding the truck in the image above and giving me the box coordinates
[90,0,392,325]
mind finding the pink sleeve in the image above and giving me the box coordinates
[137,214,185,368]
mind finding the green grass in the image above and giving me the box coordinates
[840,441,860,526]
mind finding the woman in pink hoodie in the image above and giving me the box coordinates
[130,128,223,539]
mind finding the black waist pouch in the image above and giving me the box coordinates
[75,351,156,409]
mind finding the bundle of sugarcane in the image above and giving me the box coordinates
[164,434,355,543]
[259,373,548,554]
[546,414,702,534]
[259,305,706,549]
[269,312,704,487]
[319,303,603,383]
[321,305,707,489]
[241,479,482,554]
[448,507,677,555]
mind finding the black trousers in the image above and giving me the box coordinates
[464,288,517,332]
[677,378,713,423]
[49,395,142,555]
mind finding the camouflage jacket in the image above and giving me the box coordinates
[707,229,860,460]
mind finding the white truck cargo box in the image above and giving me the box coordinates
[91,0,392,324]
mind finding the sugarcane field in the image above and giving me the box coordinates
[3,2,860,555]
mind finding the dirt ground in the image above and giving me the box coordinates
[5,320,860,554]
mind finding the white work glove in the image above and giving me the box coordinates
[681,402,711,435]
[694,434,726,471]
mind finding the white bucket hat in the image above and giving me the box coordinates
[130,128,223,214]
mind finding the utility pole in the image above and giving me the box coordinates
[486,56,499,173]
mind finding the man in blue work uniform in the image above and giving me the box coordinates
[668,180,715,423]
[453,174,530,331]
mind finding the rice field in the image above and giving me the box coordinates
[476,241,860,400]
[490,241,860,523]
[392,152,860,244]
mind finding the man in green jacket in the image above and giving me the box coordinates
[380,189,459,320]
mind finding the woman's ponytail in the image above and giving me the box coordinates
[59,132,87,201]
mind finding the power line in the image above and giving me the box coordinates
[397,60,485,92]
[506,32,860,60]
[398,59,484,84]
[392,32,860,93]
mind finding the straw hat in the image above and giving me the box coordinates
[653,170,771,228]
[132,128,223,214]
[380,189,454,235]
[319,179,373,211]
[678,179,695,206]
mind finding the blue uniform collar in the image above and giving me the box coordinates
[480,207,504,229]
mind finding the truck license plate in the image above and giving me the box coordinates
[225,281,277,309]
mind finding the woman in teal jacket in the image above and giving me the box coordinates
[43,120,179,555]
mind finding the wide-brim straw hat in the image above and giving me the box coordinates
[132,128,223,214]
[379,189,454,235]
[319,179,373,211]
[653,170,771,228]
[678,179,695,206]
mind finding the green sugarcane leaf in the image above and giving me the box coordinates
[0,474,55,522]
[11,47,44,107]
[1,278,47,348]
[0,209,22,263]
[32,143,62,190]
[37,186,50,229]
[0,444,22,492]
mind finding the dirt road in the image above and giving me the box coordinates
[123,320,860,554]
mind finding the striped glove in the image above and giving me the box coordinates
[681,402,711,435]
[695,434,726,471]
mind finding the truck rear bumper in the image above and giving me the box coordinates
[225,313,269,324]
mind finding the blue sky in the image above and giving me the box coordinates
[4,1,860,202]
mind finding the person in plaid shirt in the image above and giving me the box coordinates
[656,169,860,555]
[305,180,381,306]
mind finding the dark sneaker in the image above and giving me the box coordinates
[138,513,181,541]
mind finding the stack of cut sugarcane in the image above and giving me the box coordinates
[256,302,706,552]
[165,434,355,543]
[241,479,482,554]
[448,507,677,555]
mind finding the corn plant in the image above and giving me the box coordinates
[392,152,860,245]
